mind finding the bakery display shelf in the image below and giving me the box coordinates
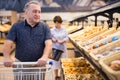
[87,31,120,51]
[99,52,120,80]
[0,38,5,44]
[69,38,85,57]
[79,27,108,43]
[69,28,120,48]
[79,27,118,48]
[68,28,83,34]
[68,27,111,51]
[80,44,101,68]
[69,28,120,60]
[0,24,11,32]
[0,24,11,44]
[89,39,120,62]
[69,38,90,58]
[69,27,119,49]
[60,57,105,80]
[70,37,101,67]
[66,25,83,34]
[69,38,110,80]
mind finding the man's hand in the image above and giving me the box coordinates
[37,58,47,66]
[3,58,14,67]
[36,39,52,67]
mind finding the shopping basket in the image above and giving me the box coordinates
[0,62,53,80]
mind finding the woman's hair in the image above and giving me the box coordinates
[53,16,63,23]
[24,1,40,11]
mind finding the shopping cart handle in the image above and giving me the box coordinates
[13,61,53,65]
[31,61,53,67]
[0,61,53,66]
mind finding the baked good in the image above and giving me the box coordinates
[110,60,120,70]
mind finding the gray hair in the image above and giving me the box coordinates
[24,0,41,11]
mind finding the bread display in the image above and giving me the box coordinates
[61,58,104,80]
[77,27,108,43]
[99,53,120,80]
[61,58,93,72]
[89,39,120,61]
[96,47,120,59]
[64,73,104,80]
[61,58,89,67]
[68,26,120,80]
[86,31,120,51]
[65,74,97,80]
[0,24,11,32]
[63,67,95,74]
[68,26,97,39]
[61,57,87,63]
[81,28,117,47]
[110,60,120,71]
[66,25,78,34]
[69,26,108,43]
[69,27,120,54]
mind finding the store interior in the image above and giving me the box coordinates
[0,0,120,80]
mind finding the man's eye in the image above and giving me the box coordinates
[33,10,41,13]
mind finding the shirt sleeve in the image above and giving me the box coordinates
[6,23,17,42]
[44,24,52,41]
[63,28,69,41]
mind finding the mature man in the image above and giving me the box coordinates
[3,1,52,67]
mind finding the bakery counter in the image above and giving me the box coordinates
[69,38,110,80]
[68,26,120,80]
[66,25,83,34]
[61,58,104,80]
[0,24,11,43]
[68,26,109,44]
[69,38,90,58]
[99,52,120,80]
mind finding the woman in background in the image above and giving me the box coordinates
[51,16,68,80]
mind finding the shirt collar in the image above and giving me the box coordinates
[24,20,39,28]
[54,26,62,31]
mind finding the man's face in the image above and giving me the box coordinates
[25,4,41,24]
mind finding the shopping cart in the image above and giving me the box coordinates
[0,61,53,80]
